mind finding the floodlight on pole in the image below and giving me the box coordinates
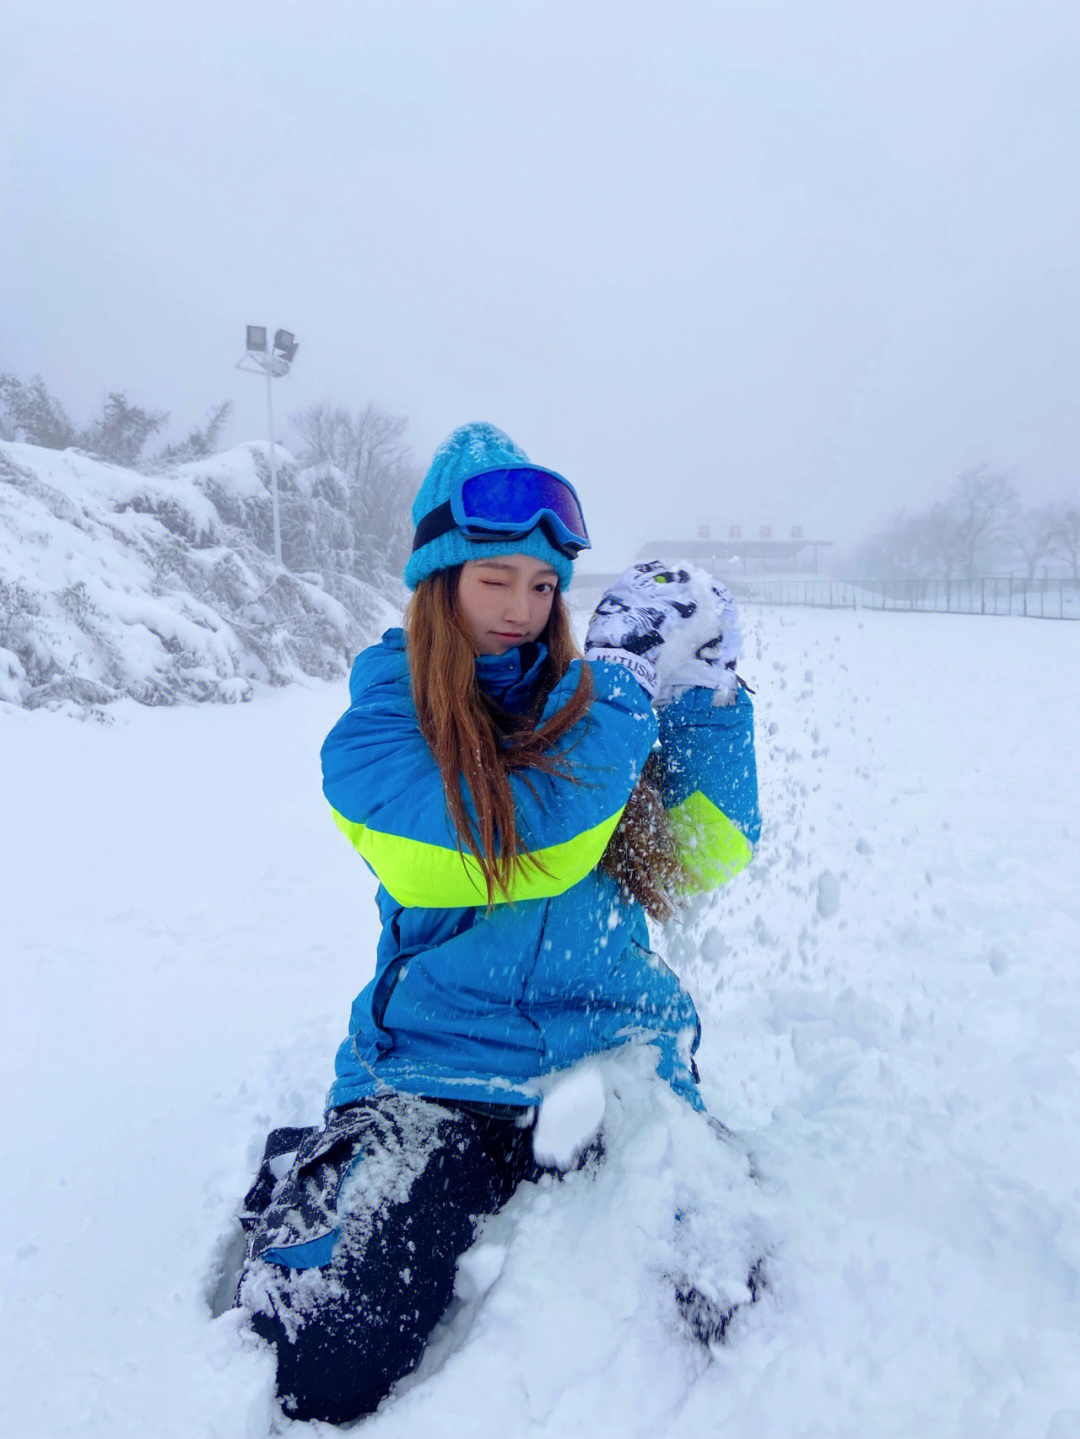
[236,324,300,564]
[273,329,298,363]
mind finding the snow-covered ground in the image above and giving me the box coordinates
[3,603,1080,1438]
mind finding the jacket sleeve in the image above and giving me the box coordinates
[321,657,658,908]
[656,686,761,893]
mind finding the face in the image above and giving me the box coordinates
[456,554,558,655]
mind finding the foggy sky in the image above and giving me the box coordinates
[3,0,1078,567]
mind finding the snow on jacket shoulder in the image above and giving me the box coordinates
[321,628,658,909]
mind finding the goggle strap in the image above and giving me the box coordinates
[411,501,457,553]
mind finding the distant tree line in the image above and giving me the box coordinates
[846,466,1080,583]
[0,371,231,468]
[0,370,421,579]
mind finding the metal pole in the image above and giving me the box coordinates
[266,371,282,565]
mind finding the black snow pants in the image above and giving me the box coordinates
[233,1093,543,1426]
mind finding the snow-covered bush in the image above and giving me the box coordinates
[0,440,403,713]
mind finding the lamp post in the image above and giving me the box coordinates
[236,326,299,565]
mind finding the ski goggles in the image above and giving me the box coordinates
[411,467,591,559]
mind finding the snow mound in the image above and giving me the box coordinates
[350,1047,774,1434]
[0,440,401,711]
[196,1048,772,1434]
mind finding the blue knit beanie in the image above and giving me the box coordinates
[404,423,577,591]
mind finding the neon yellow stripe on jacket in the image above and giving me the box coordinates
[668,790,754,893]
[329,805,626,908]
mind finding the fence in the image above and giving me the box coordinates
[736,576,1080,620]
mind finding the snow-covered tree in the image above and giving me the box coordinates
[82,391,169,467]
[290,399,419,576]
[948,465,1019,579]
[290,400,354,470]
[152,400,233,466]
[1010,502,1064,580]
[0,373,78,449]
[845,505,963,583]
[1055,501,1080,582]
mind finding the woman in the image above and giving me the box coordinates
[235,423,761,1425]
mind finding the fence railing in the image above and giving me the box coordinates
[735,576,1080,620]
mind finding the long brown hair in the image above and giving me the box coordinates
[598,752,688,921]
[405,567,686,917]
[406,569,592,906]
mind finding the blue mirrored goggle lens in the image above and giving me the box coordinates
[457,468,589,545]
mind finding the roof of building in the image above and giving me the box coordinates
[636,537,833,560]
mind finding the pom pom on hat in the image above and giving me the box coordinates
[404,423,577,591]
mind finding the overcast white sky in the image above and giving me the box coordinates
[3,0,1078,565]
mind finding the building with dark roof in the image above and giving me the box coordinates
[635,526,833,575]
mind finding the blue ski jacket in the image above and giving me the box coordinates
[320,629,760,1113]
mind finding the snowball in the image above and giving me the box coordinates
[533,1064,606,1170]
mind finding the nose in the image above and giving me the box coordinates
[504,580,532,625]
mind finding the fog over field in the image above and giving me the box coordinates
[3,1,1078,565]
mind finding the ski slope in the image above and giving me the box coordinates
[3,603,1079,1438]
